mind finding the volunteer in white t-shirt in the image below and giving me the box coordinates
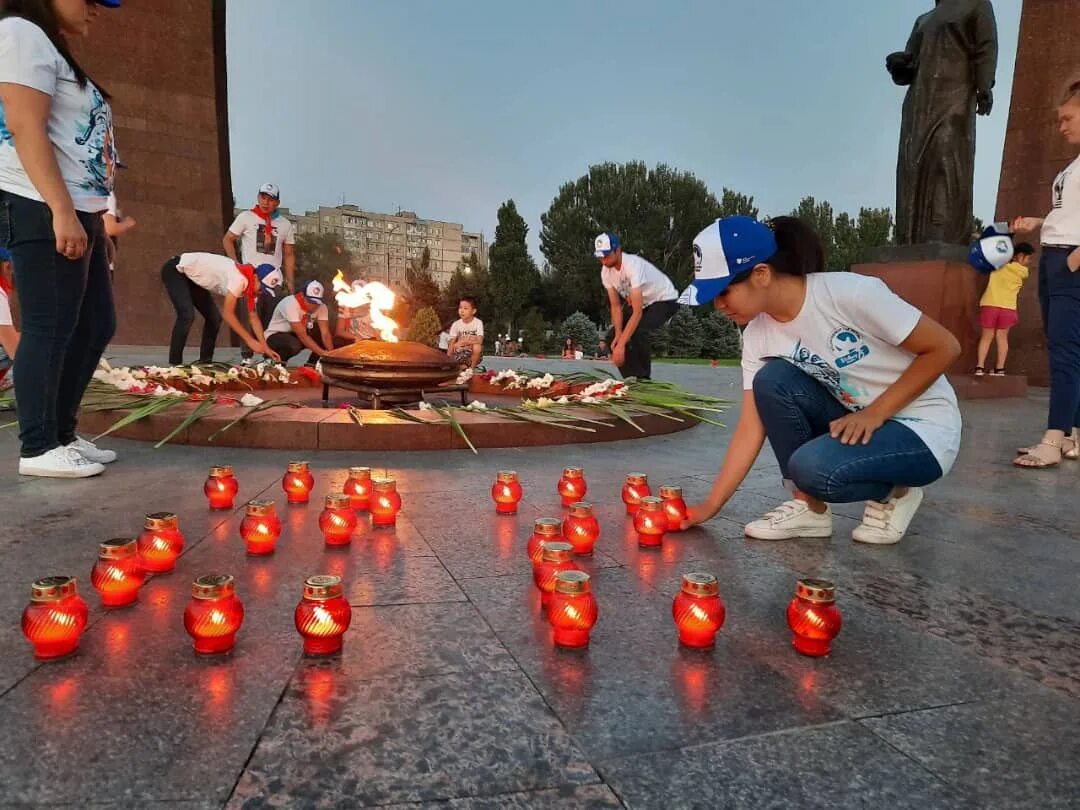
[160,253,279,366]
[1010,79,1080,468]
[102,189,134,274]
[678,216,962,545]
[595,232,678,380]
[0,247,18,394]
[0,0,123,479]
[264,280,334,366]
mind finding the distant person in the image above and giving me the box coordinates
[975,241,1033,377]
[561,337,575,359]
[0,0,123,478]
[265,280,334,366]
[494,337,502,357]
[103,190,134,278]
[447,297,484,367]
[595,231,678,380]
[0,248,18,396]
[595,339,611,360]
[161,253,278,365]
[224,182,296,363]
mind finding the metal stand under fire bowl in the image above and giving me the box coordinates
[321,380,469,410]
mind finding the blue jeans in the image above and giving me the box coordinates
[752,359,944,503]
[1037,247,1080,432]
[0,191,116,457]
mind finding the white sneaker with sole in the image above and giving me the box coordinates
[66,436,117,464]
[852,487,924,545]
[745,499,833,540]
[19,446,105,478]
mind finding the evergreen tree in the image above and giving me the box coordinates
[560,311,600,355]
[440,257,491,328]
[519,308,548,357]
[488,199,540,335]
[406,306,441,346]
[666,306,704,358]
[700,311,742,359]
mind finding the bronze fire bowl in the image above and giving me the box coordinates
[319,340,461,387]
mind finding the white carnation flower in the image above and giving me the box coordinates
[240,393,264,407]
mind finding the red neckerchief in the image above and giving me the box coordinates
[0,274,12,298]
[236,264,258,312]
[250,206,275,252]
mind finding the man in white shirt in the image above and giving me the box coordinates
[264,280,335,366]
[596,231,679,380]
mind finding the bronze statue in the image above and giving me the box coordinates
[887,0,998,245]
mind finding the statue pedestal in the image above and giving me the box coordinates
[852,244,1027,400]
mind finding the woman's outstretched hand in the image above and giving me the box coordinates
[679,501,718,531]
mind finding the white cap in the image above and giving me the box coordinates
[258,183,280,200]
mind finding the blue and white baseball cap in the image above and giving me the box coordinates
[255,263,283,291]
[678,216,778,306]
[258,183,280,200]
[968,223,1014,274]
[301,280,324,306]
[594,231,621,258]
[95,0,122,7]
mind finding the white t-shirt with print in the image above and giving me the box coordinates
[0,18,116,212]
[741,273,961,474]
[228,210,296,270]
[176,252,249,299]
[600,253,678,308]
[449,317,484,345]
[0,286,11,327]
[266,294,329,337]
[1041,154,1080,247]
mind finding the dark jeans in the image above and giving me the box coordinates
[608,299,679,380]
[753,359,943,503]
[267,328,344,366]
[1037,246,1080,432]
[0,191,116,457]
[239,291,279,359]
[161,257,222,366]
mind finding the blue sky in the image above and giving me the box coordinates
[226,0,1022,255]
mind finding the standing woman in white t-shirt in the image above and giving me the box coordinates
[1011,79,1080,468]
[679,216,962,545]
[0,0,122,478]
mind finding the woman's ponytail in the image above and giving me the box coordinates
[768,216,825,277]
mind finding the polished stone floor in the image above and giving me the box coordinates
[0,353,1077,809]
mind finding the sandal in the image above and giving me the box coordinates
[991,368,1006,376]
[1014,440,1068,468]
[1017,430,1079,459]
[974,367,986,377]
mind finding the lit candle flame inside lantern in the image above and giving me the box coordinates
[672,573,726,648]
[491,470,523,515]
[658,485,689,531]
[563,502,600,556]
[526,517,563,564]
[532,542,578,609]
[786,579,843,657]
[633,497,666,548]
[294,575,353,656]
[137,512,185,574]
[90,538,146,608]
[622,473,651,515]
[557,467,587,507]
[21,576,88,660]
[204,465,239,510]
[282,461,315,504]
[240,500,282,556]
[370,477,402,526]
[184,574,244,655]
[319,493,358,546]
[343,466,373,511]
[547,571,598,648]
[332,271,400,342]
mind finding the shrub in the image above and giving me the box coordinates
[560,311,599,355]
[405,306,441,347]
[700,311,742,358]
[666,306,704,358]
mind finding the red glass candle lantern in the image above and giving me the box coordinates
[90,538,146,608]
[562,502,600,556]
[319,493,357,546]
[491,470,523,515]
[137,512,185,574]
[526,517,563,564]
[658,485,689,531]
[183,574,244,655]
[21,576,88,660]
[342,466,372,511]
[633,497,666,548]
[370,477,402,526]
[294,575,353,656]
[204,465,239,510]
[557,466,587,507]
[282,461,315,504]
[622,473,651,515]
[787,579,843,657]
[532,541,578,608]
[547,570,599,648]
[672,573,726,648]
[240,500,281,556]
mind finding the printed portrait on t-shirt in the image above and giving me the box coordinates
[256,224,279,255]
[1053,167,1071,210]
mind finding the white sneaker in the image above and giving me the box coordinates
[66,436,117,464]
[744,499,833,540]
[19,446,105,478]
[240,358,254,367]
[852,487,924,545]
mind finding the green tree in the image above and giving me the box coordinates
[519,308,548,357]
[539,161,726,323]
[718,188,759,219]
[666,306,704,358]
[294,233,354,287]
[406,306,441,346]
[404,248,441,314]
[560,311,599,356]
[440,257,491,328]
[488,199,540,335]
[790,198,893,271]
[700,311,742,359]
[651,323,672,358]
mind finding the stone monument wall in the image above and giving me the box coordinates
[72,0,232,346]
[994,0,1080,386]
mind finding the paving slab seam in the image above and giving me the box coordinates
[846,697,986,723]
[223,669,299,808]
